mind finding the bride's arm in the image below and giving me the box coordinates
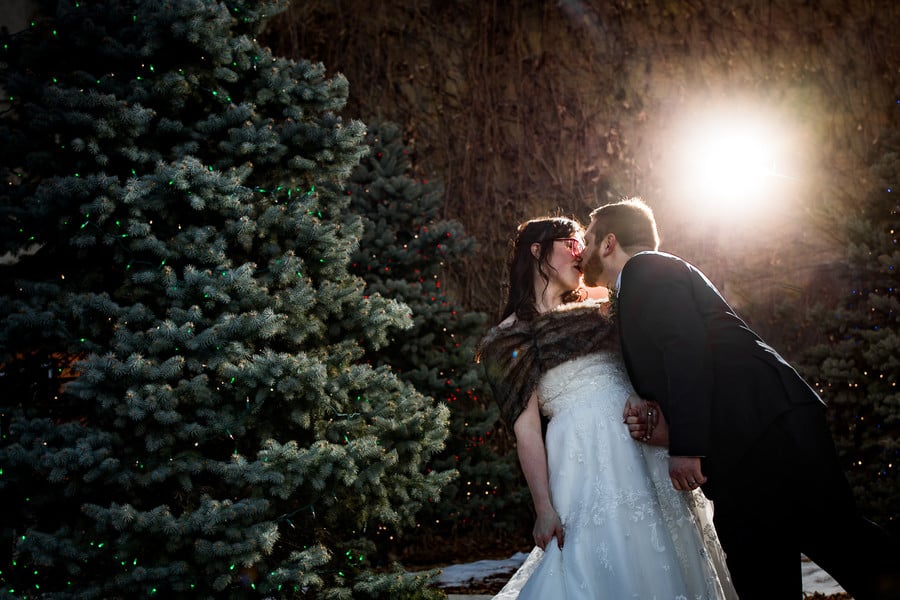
[514,391,564,551]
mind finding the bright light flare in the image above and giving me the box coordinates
[695,128,772,200]
[674,110,792,218]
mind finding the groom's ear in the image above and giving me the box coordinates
[603,233,617,255]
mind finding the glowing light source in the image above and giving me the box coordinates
[671,107,795,220]
[694,126,772,201]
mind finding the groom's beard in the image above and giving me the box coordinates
[581,250,604,287]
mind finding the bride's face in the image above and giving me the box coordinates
[544,236,584,292]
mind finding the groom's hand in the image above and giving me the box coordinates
[669,456,706,491]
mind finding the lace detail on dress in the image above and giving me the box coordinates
[640,444,738,599]
[537,351,626,419]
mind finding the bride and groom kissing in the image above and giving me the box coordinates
[478,198,898,599]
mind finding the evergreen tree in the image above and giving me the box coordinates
[805,130,900,533]
[0,1,451,598]
[345,122,530,555]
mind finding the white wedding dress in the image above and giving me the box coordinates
[493,351,737,600]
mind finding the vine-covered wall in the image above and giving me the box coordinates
[264,0,900,354]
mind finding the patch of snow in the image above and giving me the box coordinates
[436,552,528,588]
[801,554,847,596]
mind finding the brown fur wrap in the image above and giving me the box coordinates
[476,301,619,430]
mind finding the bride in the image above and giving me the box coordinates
[477,217,737,599]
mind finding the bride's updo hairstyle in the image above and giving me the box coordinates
[500,216,587,322]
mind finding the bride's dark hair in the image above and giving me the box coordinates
[500,216,587,322]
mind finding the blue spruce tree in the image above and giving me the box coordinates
[345,122,529,558]
[0,1,451,597]
[806,129,900,534]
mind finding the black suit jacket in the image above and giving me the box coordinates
[617,252,824,484]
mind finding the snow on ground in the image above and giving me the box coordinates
[800,554,848,596]
[437,552,848,597]
[437,552,530,591]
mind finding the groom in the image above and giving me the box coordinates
[580,197,899,600]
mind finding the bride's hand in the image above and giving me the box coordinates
[533,507,564,550]
[623,395,669,446]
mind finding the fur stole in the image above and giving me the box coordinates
[476,301,619,430]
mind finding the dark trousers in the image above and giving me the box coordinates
[708,405,900,600]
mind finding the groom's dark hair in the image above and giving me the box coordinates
[589,197,660,252]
